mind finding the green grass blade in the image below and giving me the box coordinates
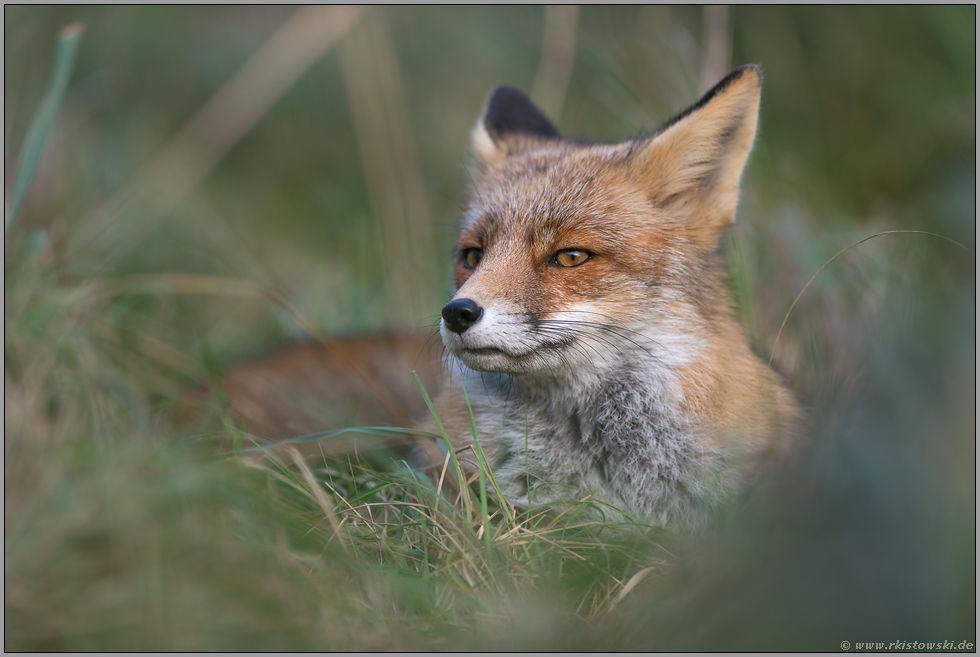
[460,378,514,527]
[225,425,443,455]
[459,379,490,548]
[5,23,84,235]
[525,413,532,511]
[348,481,397,504]
[411,370,473,523]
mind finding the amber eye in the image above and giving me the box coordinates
[554,249,590,267]
[462,249,483,269]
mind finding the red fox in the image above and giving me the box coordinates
[201,65,799,531]
[421,64,800,530]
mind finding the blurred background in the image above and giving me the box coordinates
[5,5,975,650]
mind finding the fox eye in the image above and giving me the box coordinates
[462,249,483,269]
[554,249,590,267]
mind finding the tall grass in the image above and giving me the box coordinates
[5,6,975,650]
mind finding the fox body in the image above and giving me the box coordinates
[197,66,798,531]
[427,66,800,530]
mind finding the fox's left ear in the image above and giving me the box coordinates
[471,86,561,168]
[628,65,762,237]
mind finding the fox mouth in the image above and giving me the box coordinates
[454,338,568,359]
[452,345,533,373]
[458,346,513,357]
[449,338,573,374]
[454,345,529,365]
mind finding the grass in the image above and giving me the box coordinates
[5,23,83,233]
[5,6,975,651]
[5,174,672,650]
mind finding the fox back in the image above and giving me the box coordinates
[429,66,800,530]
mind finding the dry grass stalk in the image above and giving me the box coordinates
[75,5,365,266]
[338,9,435,330]
[531,5,580,122]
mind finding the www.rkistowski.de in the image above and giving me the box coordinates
[842,640,974,650]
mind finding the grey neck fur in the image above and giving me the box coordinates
[450,341,737,531]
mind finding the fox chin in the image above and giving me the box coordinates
[425,65,801,532]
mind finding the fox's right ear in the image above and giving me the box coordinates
[471,86,561,167]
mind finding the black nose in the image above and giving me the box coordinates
[442,298,483,334]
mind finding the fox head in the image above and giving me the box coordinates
[441,66,762,381]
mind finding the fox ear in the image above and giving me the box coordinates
[628,65,762,237]
[471,85,561,167]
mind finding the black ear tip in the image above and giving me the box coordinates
[715,64,763,92]
[482,85,561,141]
[485,85,531,111]
[642,64,762,140]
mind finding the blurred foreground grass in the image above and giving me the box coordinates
[4,6,975,650]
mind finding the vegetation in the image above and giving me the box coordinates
[5,6,974,650]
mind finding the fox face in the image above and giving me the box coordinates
[433,66,798,530]
[442,67,762,385]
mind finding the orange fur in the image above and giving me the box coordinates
[178,334,442,457]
